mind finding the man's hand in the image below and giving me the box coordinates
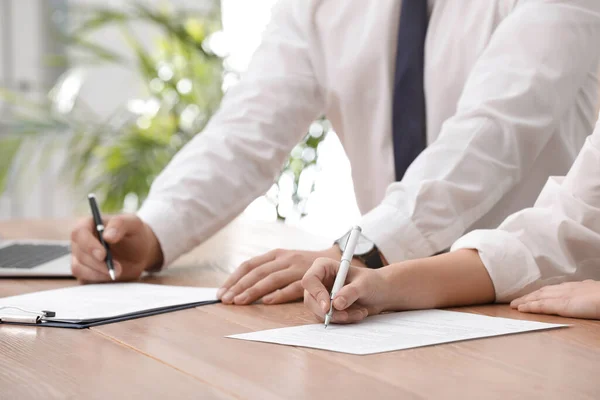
[70,214,163,283]
[217,246,362,305]
[511,280,600,320]
[302,257,389,324]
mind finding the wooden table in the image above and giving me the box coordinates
[1,218,599,399]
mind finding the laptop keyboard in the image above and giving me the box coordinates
[0,244,71,269]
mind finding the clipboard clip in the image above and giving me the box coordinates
[0,306,56,324]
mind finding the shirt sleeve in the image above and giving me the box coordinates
[137,0,324,266]
[452,120,600,302]
[360,0,600,263]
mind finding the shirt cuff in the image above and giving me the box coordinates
[137,199,192,268]
[359,203,436,264]
[451,230,542,302]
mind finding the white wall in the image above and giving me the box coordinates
[0,2,7,112]
[0,0,71,219]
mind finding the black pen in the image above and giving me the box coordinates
[87,194,116,281]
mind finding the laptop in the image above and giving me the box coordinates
[0,240,73,277]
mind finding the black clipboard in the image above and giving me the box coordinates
[0,300,219,329]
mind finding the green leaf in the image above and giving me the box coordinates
[61,34,126,64]
[184,19,206,43]
[69,7,131,35]
[118,26,159,82]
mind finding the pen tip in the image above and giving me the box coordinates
[88,193,96,199]
[109,270,116,281]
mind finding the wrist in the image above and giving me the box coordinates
[326,245,368,268]
[334,228,384,269]
[144,223,164,272]
[377,262,410,311]
[323,245,342,260]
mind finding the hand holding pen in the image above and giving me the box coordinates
[69,194,164,283]
[301,226,389,326]
[324,226,362,327]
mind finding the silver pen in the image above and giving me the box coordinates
[324,226,362,328]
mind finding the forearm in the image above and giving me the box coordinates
[379,249,495,311]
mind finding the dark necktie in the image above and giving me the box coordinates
[392,0,428,180]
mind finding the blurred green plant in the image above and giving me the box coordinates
[270,117,329,220]
[0,1,327,219]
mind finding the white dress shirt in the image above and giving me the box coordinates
[453,117,600,302]
[138,0,600,266]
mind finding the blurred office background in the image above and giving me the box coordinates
[0,0,360,238]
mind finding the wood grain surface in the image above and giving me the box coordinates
[1,218,600,399]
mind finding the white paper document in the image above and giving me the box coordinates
[0,283,218,323]
[227,309,567,355]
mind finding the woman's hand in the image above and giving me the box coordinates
[511,280,600,320]
[301,257,390,324]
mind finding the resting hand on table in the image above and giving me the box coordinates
[511,280,600,320]
[217,246,356,305]
[302,257,389,323]
[70,215,163,283]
